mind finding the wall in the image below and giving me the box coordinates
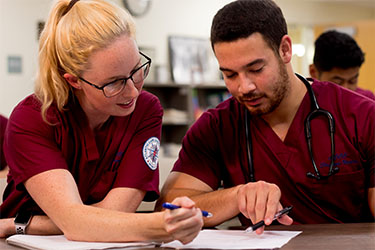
[0,0,52,117]
[0,0,374,117]
[117,0,375,67]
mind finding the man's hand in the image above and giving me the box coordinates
[237,181,293,234]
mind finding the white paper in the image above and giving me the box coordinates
[161,229,302,249]
[6,234,154,250]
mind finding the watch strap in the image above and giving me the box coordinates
[14,212,33,235]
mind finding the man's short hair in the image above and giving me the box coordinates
[210,0,287,54]
[313,30,365,72]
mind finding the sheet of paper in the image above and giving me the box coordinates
[161,229,302,249]
[6,234,154,250]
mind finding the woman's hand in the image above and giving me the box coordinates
[0,218,15,238]
[163,196,203,244]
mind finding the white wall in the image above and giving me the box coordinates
[121,0,375,66]
[116,0,233,66]
[0,0,52,117]
[0,0,374,117]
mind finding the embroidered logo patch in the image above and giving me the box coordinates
[142,137,160,170]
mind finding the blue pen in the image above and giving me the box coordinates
[162,202,213,218]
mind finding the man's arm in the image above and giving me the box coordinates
[156,172,293,233]
[368,187,375,218]
[156,172,242,227]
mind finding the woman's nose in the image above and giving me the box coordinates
[121,79,140,98]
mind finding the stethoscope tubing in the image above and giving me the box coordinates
[244,73,338,182]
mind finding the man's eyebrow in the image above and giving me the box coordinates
[219,59,265,72]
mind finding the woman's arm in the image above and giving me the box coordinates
[0,185,147,237]
[92,187,146,212]
[20,168,202,243]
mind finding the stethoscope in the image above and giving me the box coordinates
[245,73,339,182]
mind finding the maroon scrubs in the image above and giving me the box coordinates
[0,91,162,217]
[355,87,375,100]
[0,114,7,169]
[173,79,374,224]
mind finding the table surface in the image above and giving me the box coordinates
[1,223,374,250]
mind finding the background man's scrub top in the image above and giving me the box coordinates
[1,91,162,217]
[355,87,375,100]
[173,80,374,224]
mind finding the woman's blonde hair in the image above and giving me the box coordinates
[35,0,136,122]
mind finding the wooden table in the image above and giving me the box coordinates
[1,223,374,250]
[266,223,375,250]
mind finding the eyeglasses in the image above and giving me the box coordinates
[79,51,151,98]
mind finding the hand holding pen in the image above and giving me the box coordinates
[162,197,204,244]
[245,206,293,233]
[236,182,293,234]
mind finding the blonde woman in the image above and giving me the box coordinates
[0,0,203,244]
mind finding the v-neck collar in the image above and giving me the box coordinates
[248,84,314,167]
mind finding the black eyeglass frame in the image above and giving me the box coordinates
[78,51,151,98]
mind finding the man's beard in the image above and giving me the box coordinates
[247,60,290,116]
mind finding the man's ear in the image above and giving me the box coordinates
[63,73,81,89]
[278,35,292,63]
[309,64,319,79]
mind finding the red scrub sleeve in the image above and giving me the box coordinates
[359,100,375,188]
[4,96,68,190]
[173,111,224,190]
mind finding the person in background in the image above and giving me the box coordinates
[0,114,7,170]
[157,0,374,233]
[309,30,375,100]
[0,0,203,244]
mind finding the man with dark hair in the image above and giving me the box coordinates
[309,30,375,100]
[157,0,375,233]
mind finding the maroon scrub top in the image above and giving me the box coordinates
[355,87,375,100]
[1,91,162,217]
[173,79,375,224]
[0,114,7,169]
